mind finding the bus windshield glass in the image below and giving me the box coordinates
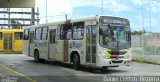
[99,25,131,49]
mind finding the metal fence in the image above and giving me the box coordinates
[132,33,160,55]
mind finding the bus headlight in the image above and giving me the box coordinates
[101,52,107,59]
[124,52,132,59]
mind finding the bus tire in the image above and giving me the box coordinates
[100,67,108,72]
[73,55,80,70]
[34,50,41,62]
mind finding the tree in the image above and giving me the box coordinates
[11,19,22,29]
[131,31,143,35]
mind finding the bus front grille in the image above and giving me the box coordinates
[107,51,127,55]
[112,60,123,63]
[110,56,124,59]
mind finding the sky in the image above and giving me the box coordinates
[0,0,160,32]
[35,0,160,32]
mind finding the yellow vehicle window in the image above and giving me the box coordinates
[14,32,23,40]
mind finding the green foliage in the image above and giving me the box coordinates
[131,31,143,35]
[11,19,22,29]
[133,57,160,65]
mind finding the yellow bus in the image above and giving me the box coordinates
[0,29,23,52]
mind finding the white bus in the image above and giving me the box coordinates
[23,15,132,71]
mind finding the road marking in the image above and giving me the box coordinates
[0,64,36,82]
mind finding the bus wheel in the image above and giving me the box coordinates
[73,55,80,70]
[34,51,40,62]
[100,67,108,72]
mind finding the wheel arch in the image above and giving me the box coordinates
[70,51,80,63]
[34,48,39,55]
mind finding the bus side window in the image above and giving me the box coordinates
[42,27,48,40]
[35,28,42,40]
[65,24,72,40]
[0,32,2,40]
[24,30,29,40]
[59,24,72,40]
[73,22,84,40]
[60,25,64,40]
[15,32,23,40]
[50,29,56,43]
[30,32,34,43]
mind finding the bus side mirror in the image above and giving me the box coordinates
[99,29,102,35]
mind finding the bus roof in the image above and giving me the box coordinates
[23,15,129,29]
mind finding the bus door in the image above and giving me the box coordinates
[23,29,29,56]
[56,24,71,62]
[13,32,23,52]
[29,31,34,56]
[39,27,49,59]
[86,26,97,64]
[3,33,12,51]
[49,29,56,59]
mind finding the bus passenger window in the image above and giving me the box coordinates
[91,26,96,44]
[30,32,34,43]
[66,29,72,40]
[42,27,48,40]
[59,24,72,40]
[15,32,23,40]
[35,28,42,40]
[0,32,2,40]
[50,29,56,43]
[60,25,64,40]
[24,30,29,40]
[73,22,84,40]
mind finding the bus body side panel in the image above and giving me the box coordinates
[13,31,23,52]
[68,40,86,64]
[55,40,64,62]
[23,40,29,56]
[23,29,30,56]
[13,40,23,52]
[48,28,57,60]
[38,40,49,60]
[29,31,35,57]
[0,40,3,51]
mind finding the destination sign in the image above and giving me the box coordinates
[99,16,129,25]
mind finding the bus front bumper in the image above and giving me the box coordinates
[97,57,132,68]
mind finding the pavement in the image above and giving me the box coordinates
[1,54,160,82]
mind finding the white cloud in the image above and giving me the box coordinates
[145,1,160,13]
[132,0,143,6]
[132,0,160,13]
[134,15,160,32]
[70,0,132,12]
[36,0,72,23]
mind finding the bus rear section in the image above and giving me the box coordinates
[0,29,23,52]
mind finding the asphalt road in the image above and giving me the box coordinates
[0,54,160,82]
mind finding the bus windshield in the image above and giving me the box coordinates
[99,25,131,49]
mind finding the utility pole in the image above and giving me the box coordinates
[37,7,39,25]
[8,0,10,29]
[46,0,48,23]
[149,0,153,33]
[141,0,145,55]
[101,0,103,14]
